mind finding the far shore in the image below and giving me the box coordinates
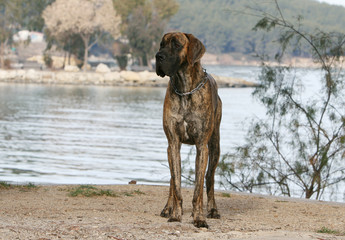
[201,53,321,68]
[0,67,257,88]
[1,53,331,89]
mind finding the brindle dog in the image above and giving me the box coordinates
[155,32,222,228]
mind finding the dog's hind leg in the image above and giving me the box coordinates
[206,132,220,219]
[206,103,222,219]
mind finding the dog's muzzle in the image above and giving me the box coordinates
[155,51,167,77]
[155,49,181,78]
[155,52,166,62]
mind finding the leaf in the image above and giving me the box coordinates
[340,135,345,145]
[253,17,269,31]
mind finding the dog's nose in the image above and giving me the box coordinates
[155,52,166,62]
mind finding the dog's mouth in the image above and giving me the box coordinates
[156,62,166,78]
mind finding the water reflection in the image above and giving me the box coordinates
[0,84,171,184]
[0,73,262,185]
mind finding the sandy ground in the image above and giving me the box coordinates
[0,184,344,240]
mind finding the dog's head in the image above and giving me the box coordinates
[155,32,205,77]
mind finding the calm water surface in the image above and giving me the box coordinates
[0,66,263,185]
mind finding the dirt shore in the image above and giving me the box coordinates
[0,184,344,240]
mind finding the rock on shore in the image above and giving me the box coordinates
[0,69,256,88]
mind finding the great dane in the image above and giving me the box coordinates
[155,32,222,228]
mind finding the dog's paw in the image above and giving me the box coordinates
[207,208,220,219]
[168,216,182,222]
[193,219,209,229]
[160,209,170,218]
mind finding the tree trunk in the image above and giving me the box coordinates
[116,55,128,71]
[81,35,90,72]
[146,53,153,70]
[63,51,66,68]
[142,54,148,66]
[138,56,143,66]
[0,42,5,69]
[68,51,71,65]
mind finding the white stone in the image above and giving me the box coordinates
[95,63,111,73]
[120,71,141,82]
[87,73,104,84]
[138,70,157,81]
[26,69,38,80]
[6,70,17,79]
[64,65,80,72]
[15,70,26,80]
[0,70,7,79]
[104,72,121,82]
[55,72,76,83]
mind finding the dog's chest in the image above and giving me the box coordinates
[176,116,197,144]
[171,100,202,144]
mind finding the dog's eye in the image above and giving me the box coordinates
[172,40,181,49]
[160,42,164,48]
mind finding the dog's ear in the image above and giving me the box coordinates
[184,33,205,66]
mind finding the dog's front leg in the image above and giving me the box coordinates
[192,143,209,228]
[166,141,183,222]
[160,178,174,218]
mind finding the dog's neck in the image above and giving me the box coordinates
[171,62,204,94]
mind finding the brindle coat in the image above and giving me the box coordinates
[155,32,222,228]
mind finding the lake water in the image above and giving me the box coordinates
[0,66,343,201]
[0,66,262,185]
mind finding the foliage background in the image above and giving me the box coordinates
[167,0,345,56]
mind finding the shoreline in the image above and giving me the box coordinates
[0,69,257,88]
[1,184,344,240]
